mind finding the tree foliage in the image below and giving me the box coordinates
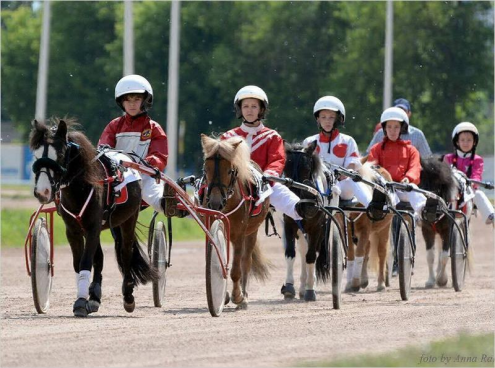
[2,1,493,173]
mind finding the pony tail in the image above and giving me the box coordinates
[250,238,272,282]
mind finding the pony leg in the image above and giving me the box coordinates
[230,237,244,305]
[376,236,388,292]
[281,219,297,299]
[361,240,370,289]
[88,243,104,313]
[238,233,258,310]
[436,232,450,287]
[66,226,94,317]
[303,233,317,302]
[345,228,355,292]
[422,225,437,288]
[114,224,137,313]
[298,231,308,299]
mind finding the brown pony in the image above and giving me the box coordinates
[345,161,394,292]
[200,134,271,309]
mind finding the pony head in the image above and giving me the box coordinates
[201,134,253,211]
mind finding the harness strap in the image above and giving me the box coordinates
[59,187,95,230]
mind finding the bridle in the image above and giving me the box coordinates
[204,154,238,210]
[32,140,81,197]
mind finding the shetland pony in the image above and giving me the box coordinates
[30,118,157,317]
[419,156,472,288]
[280,141,333,301]
[344,162,394,292]
[200,134,271,309]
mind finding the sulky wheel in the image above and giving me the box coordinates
[205,220,228,317]
[31,218,52,314]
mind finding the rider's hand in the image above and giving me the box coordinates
[401,177,410,184]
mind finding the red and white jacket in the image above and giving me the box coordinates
[98,113,168,171]
[221,123,285,177]
[303,130,361,169]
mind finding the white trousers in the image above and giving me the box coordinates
[269,182,302,220]
[474,189,494,224]
[337,178,372,207]
[396,184,427,214]
[141,175,164,213]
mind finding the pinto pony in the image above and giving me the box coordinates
[200,134,271,309]
[280,141,333,301]
[419,156,472,288]
[30,118,157,317]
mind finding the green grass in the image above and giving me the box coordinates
[299,332,494,367]
[1,207,204,247]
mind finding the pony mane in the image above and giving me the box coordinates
[285,141,324,181]
[420,156,457,202]
[201,134,254,185]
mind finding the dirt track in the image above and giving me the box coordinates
[1,214,494,368]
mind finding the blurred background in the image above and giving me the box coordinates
[1,1,493,184]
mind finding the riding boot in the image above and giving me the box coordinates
[162,182,188,218]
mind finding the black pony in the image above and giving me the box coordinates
[419,156,468,288]
[280,141,330,301]
[30,118,157,317]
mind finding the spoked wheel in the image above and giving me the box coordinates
[31,218,52,314]
[330,221,344,309]
[396,216,413,301]
[206,220,228,317]
[152,221,168,307]
[450,220,467,292]
[385,217,399,287]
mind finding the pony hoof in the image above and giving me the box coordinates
[87,300,100,313]
[281,283,296,299]
[232,294,244,305]
[235,301,248,310]
[351,285,360,292]
[224,291,230,306]
[73,298,89,318]
[376,285,386,292]
[344,282,352,293]
[89,282,102,303]
[425,280,435,289]
[304,290,316,302]
[124,301,135,313]
[436,273,448,287]
[361,280,369,289]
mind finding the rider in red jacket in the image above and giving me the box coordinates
[368,107,426,214]
[99,75,168,213]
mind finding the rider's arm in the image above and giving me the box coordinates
[263,134,286,178]
[98,119,119,148]
[470,156,484,182]
[145,122,168,172]
[404,146,421,184]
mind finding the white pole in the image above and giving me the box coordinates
[35,1,51,121]
[166,1,181,179]
[123,0,134,76]
[383,0,393,110]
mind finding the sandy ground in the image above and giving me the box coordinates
[1,213,494,368]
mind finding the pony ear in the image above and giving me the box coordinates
[56,120,68,142]
[305,140,318,155]
[32,119,40,129]
[201,133,216,156]
[231,138,243,150]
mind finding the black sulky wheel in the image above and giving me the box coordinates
[31,218,52,314]
[152,221,169,307]
[450,220,467,292]
[396,217,413,301]
[330,221,345,310]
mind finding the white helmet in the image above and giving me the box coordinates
[233,85,269,119]
[380,107,409,134]
[115,74,153,111]
[313,96,346,126]
[452,122,479,149]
